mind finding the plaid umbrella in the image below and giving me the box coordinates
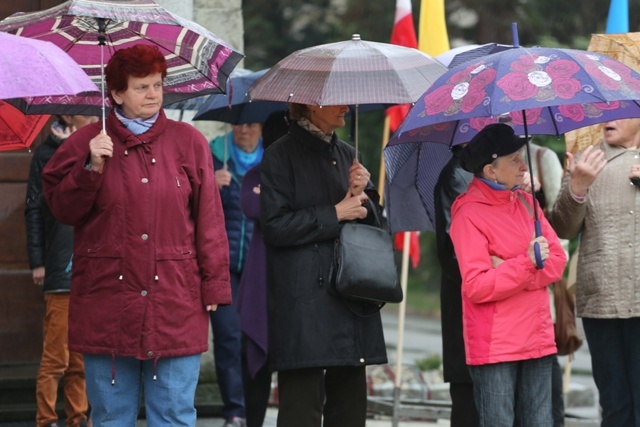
[249,34,446,152]
[0,0,243,125]
[248,34,446,106]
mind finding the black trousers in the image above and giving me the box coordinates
[450,382,479,427]
[276,366,367,427]
[242,336,272,427]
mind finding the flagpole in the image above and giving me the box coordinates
[378,115,390,204]
[392,231,411,427]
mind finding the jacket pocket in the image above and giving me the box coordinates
[156,247,200,301]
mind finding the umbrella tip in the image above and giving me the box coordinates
[352,34,361,41]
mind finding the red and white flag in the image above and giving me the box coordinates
[387,0,418,133]
[388,0,421,268]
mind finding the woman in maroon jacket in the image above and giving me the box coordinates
[42,45,231,426]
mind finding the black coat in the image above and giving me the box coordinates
[260,122,387,371]
[25,134,73,293]
[434,154,473,383]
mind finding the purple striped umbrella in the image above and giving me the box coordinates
[0,0,243,127]
[248,34,446,152]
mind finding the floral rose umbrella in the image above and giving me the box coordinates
[390,46,640,267]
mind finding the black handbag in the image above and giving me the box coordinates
[331,221,403,304]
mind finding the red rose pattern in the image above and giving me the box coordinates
[469,116,497,131]
[424,84,455,115]
[497,72,538,101]
[509,108,542,125]
[460,87,486,113]
[557,104,585,123]
[545,59,580,79]
[551,78,582,99]
[469,68,497,90]
[421,50,640,123]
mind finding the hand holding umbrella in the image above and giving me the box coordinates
[86,131,113,174]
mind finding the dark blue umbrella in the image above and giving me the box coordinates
[192,68,287,124]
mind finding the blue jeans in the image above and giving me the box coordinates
[469,355,553,427]
[84,353,201,427]
[583,317,640,427]
[210,271,245,419]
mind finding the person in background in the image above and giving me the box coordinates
[41,44,231,426]
[450,124,567,427]
[524,141,569,427]
[434,144,476,427]
[550,118,640,427]
[237,109,290,427]
[26,115,97,427]
[209,121,264,427]
[260,103,387,427]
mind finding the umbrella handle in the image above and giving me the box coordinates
[534,219,544,269]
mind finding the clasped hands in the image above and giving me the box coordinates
[490,235,550,268]
[335,159,371,221]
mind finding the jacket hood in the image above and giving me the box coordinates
[452,178,521,217]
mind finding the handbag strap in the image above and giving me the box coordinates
[517,192,534,218]
[536,148,546,189]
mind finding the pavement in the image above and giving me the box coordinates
[159,307,601,427]
[3,307,600,427]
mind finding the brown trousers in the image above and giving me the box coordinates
[36,293,89,427]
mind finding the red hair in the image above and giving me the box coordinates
[105,44,168,104]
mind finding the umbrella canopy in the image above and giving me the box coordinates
[565,32,640,155]
[440,43,514,69]
[0,32,97,100]
[0,0,243,117]
[248,34,447,106]
[5,92,108,116]
[0,101,50,151]
[386,46,640,234]
[192,68,287,124]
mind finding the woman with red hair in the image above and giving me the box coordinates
[42,44,232,426]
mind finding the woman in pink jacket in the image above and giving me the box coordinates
[450,124,567,427]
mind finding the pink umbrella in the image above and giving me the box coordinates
[0,0,243,127]
[0,32,97,100]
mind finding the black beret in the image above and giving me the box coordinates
[459,123,527,174]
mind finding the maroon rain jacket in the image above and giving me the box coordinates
[42,110,231,360]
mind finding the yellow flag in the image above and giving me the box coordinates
[418,0,450,57]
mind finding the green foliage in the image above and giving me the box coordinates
[415,353,442,371]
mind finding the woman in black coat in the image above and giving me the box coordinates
[260,104,387,427]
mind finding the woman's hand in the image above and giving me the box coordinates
[567,146,607,197]
[527,236,549,266]
[335,191,368,221]
[206,305,218,312]
[32,266,45,286]
[521,172,540,193]
[490,256,504,268]
[215,168,232,189]
[88,132,113,173]
[349,159,370,196]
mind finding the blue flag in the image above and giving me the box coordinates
[606,0,629,33]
